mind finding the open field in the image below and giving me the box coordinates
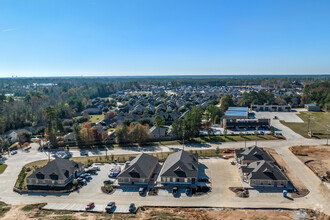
[264,148,309,197]
[89,114,105,124]
[1,204,329,220]
[290,145,330,182]
[281,111,330,138]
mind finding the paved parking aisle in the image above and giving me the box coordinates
[44,203,130,213]
[113,205,129,213]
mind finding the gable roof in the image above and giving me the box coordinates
[160,151,198,178]
[243,160,288,181]
[235,146,273,162]
[117,153,158,179]
[27,159,83,180]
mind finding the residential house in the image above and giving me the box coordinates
[160,151,198,186]
[251,104,291,112]
[305,104,320,112]
[63,133,75,145]
[81,107,102,115]
[149,126,167,139]
[235,146,273,165]
[241,160,289,187]
[26,158,84,188]
[117,153,158,185]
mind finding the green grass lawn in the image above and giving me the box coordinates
[89,114,105,124]
[0,164,7,174]
[281,111,330,138]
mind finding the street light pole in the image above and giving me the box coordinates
[307,114,311,136]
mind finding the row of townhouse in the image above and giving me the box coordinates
[235,146,289,188]
[117,151,198,187]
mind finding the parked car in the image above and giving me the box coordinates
[85,202,95,210]
[80,151,88,156]
[92,166,100,171]
[172,187,178,196]
[129,203,136,213]
[86,169,97,174]
[77,177,87,184]
[11,150,17,155]
[185,188,191,196]
[105,202,115,212]
[80,174,92,180]
[259,131,265,135]
[103,179,114,185]
[139,187,146,196]
[109,167,121,177]
[85,175,92,181]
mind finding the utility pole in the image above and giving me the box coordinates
[255,127,258,146]
[326,125,330,146]
[307,114,311,137]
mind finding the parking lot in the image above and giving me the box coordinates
[254,111,304,123]
[77,163,125,195]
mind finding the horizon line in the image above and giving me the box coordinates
[0,73,330,78]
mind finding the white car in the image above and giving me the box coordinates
[11,150,17,155]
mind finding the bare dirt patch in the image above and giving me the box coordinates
[139,207,328,220]
[2,205,329,220]
[221,148,235,159]
[229,187,249,198]
[290,145,330,182]
[264,148,309,198]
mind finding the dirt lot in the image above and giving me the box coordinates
[264,148,309,197]
[290,145,330,182]
[2,204,330,220]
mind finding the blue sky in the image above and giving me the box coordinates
[0,0,330,77]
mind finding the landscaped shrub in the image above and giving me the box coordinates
[103,184,113,193]
[16,167,27,189]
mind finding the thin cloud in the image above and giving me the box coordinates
[1,28,17,32]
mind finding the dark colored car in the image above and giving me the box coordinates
[105,202,116,212]
[129,203,136,213]
[139,187,146,196]
[85,202,95,210]
[103,179,114,185]
[86,169,97,174]
[172,187,178,196]
[80,151,88,156]
[185,188,191,196]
